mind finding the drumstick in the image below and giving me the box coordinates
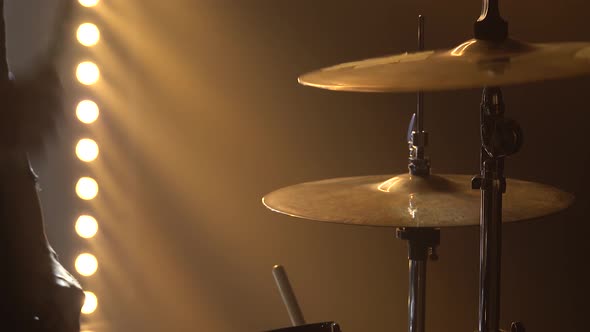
[272,264,306,326]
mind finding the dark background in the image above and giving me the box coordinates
[6,1,590,331]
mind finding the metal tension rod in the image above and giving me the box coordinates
[409,15,430,177]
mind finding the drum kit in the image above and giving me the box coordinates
[261,1,589,332]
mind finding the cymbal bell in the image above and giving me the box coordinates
[262,173,574,227]
[298,39,590,92]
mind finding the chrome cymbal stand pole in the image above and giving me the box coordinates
[471,87,523,332]
[409,15,429,177]
[396,228,439,332]
[472,2,521,331]
[397,16,438,332]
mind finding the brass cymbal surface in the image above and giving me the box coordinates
[262,174,573,227]
[298,39,590,92]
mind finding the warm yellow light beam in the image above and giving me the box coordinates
[78,0,99,7]
[76,138,99,162]
[76,177,99,200]
[75,253,98,276]
[77,23,100,47]
[82,291,98,314]
[76,100,99,124]
[76,61,100,85]
[75,215,98,238]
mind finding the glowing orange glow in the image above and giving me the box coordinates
[76,61,100,85]
[450,39,477,56]
[377,176,402,193]
[76,138,99,162]
[76,177,99,200]
[82,291,98,314]
[75,215,98,238]
[75,253,98,276]
[77,23,100,47]
[78,0,99,7]
[76,100,100,124]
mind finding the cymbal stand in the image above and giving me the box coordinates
[397,16,439,332]
[471,87,522,332]
[396,228,439,332]
[408,15,429,177]
[471,2,525,331]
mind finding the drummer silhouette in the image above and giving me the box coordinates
[0,1,84,331]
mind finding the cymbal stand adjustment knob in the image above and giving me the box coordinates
[480,88,523,159]
[408,113,430,176]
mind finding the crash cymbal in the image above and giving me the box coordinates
[262,173,573,227]
[298,39,590,92]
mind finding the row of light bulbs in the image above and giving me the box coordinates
[74,0,101,317]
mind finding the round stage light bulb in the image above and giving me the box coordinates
[79,0,99,7]
[76,61,100,85]
[76,138,99,162]
[82,291,98,314]
[75,253,98,276]
[76,100,99,124]
[76,177,99,200]
[75,215,98,238]
[77,23,100,47]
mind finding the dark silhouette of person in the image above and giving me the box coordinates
[0,1,84,331]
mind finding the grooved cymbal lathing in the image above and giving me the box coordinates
[262,174,573,227]
[298,39,590,92]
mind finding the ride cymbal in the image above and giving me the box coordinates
[298,39,590,92]
[262,174,573,227]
